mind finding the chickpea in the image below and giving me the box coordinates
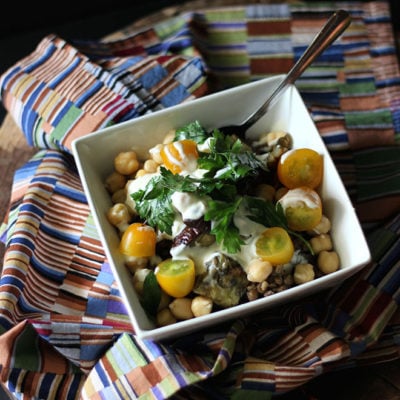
[135,169,148,178]
[111,188,127,204]
[254,184,275,202]
[149,144,163,164]
[132,268,151,295]
[143,159,158,173]
[191,296,213,317]
[247,259,273,283]
[318,251,340,274]
[266,130,287,146]
[156,308,176,327]
[114,151,140,176]
[106,203,131,232]
[169,298,194,320]
[294,263,315,284]
[310,234,333,254]
[253,130,286,148]
[125,256,149,273]
[163,130,176,144]
[105,171,126,193]
[308,215,331,235]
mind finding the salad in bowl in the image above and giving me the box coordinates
[105,121,339,327]
[72,76,370,340]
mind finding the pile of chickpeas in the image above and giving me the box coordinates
[104,130,340,327]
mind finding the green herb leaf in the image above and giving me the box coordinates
[204,197,244,253]
[140,271,161,317]
[131,168,198,234]
[244,196,288,228]
[131,125,269,254]
[174,120,209,144]
[244,196,314,254]
[198,130,266,182]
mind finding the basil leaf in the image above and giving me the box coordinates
[140,271,161,317]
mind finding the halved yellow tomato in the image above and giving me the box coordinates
[277,148,323,189]
[160,139,199,174]
[155,258,195,298]
[255,227,294,265]
[119,222,157,257]
[278,187,322,231]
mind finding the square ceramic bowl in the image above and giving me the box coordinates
[72,75,371,341]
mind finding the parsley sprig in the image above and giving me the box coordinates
[244,196,287,228]
[131,168,198,234]
[204,197,244,253]
[198,130,265,181]
[174,120,209,144]
[131,121,292,254]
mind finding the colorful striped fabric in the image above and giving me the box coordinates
[0,1,399,399]
[0,34,209,151]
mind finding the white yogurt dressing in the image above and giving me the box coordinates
[168,192,266,273]
[125,145,270,274]
[125,172,156,212]
[278,187,320,209]
[197,137,213,153]
[170,192,207,221]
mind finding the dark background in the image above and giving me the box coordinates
[0,1,188,73]
[0,0,189,121]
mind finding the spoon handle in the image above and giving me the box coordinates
[243,9,352,130]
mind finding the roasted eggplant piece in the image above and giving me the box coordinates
[194,253,247,308]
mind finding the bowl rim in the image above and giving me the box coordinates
[72,75,371,341]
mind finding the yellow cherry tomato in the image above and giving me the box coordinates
[278,186,322,231]
[277,148,323,189]
[255,227,294,265]
[119,222,157,257]
[155,258,195,298]
[160,139,199,174]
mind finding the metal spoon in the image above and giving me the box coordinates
[217,9,352,137]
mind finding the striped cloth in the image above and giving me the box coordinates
[0,1,399,399]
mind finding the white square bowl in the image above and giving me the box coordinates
[72,75,371,341]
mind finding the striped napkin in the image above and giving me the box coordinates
[0,2,399,399]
